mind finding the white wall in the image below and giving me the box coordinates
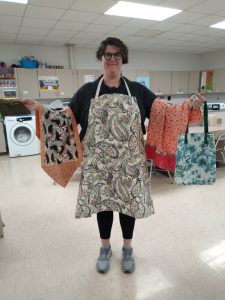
[1,42,225,71]
[1,43,202,71]
[0,43,69,68]
[127,50,202,71]
[74,47,202,71]
[202,50,225,70]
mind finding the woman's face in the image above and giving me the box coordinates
[101,45,122,78]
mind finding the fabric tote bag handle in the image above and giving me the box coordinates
[185,102,208,144]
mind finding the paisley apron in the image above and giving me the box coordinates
[75,77,154,219]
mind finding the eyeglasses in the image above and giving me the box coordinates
[103,52,122,60]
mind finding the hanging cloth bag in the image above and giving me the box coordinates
[36,105,83,187]
[174,102,216,185]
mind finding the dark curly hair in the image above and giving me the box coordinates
[96,37,128,64]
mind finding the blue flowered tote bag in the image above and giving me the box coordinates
[174,103,216,185]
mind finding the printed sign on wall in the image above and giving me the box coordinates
[38,76,59,91]
[136,76,150,89]
[0,68,15,79]
[200,71,213,92]
[0,68,16,88]
[84,74,95,83]
[3,89,17,99]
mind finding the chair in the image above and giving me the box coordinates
[215,133,225,164]
[147,159,174,184]
[147,159,153,180]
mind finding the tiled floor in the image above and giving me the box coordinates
[0,154,225,300]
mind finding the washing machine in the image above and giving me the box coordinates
[4,115,40,157]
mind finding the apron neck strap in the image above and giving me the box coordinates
[95,76,131,99]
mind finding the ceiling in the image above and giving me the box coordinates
[1,0,225,54]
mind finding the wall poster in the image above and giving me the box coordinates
[200,71,213,92]
[0,68,15,79]
[3,89,17,99]
[38,76,59,91]
[0,67,16,88]
[84,74,95,83]
[136,76,150,89]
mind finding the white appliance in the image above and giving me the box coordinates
[4,115,40,157]
[207,103,225,110]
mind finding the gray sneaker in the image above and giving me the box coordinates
[122,247,135,273]
[96,245,112,273]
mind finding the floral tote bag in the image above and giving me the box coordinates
[174,103,216,185]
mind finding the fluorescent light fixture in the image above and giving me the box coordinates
[211,20,225,30]
[105,1,182,21]
[0,0,28,4]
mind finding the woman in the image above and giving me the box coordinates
[22,37,205,274]
[70,37,156,274]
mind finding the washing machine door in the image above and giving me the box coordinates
[10,123,35,146]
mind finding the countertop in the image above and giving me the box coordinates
[208,109,225,112]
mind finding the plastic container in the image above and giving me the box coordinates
[20,59,38,68]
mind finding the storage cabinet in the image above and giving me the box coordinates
[37,69,58,99]
[208,111,225,124]
[16,68,39,99]
[77,70,100,88]
[97,70,103,78]
[9,67,212,100]
[37,69,75,99]
[122,69,137,81]
[56,69,75,98]
[149,71,172,95]
[172,71,189,94]
[188,71,200,93]
[72,70,78,95]
[212,69,225,92]
[72,69,102,93]
[0,87,20,100]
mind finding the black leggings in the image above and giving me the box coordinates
[97,211,135,239]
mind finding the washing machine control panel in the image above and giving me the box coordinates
[17,116,32,122]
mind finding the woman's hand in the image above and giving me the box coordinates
[188,93,206,109]
[20,99,40,112]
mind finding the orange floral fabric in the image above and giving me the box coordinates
[146,98,202,171]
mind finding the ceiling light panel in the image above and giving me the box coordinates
[211,20,225,30]
[0,0,28,4]
[105,1,182,21]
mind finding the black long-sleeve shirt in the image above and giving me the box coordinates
[69,75,156,141]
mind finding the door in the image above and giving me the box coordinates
[172,71,189,94]
[37,69,58,99]
[16,68,39,99]
[150,71,172,95]
[122,69,137,81]
[188,71,200,93]
[213,69,225,92]
[56,69,75,98]
[77,70,99,88]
